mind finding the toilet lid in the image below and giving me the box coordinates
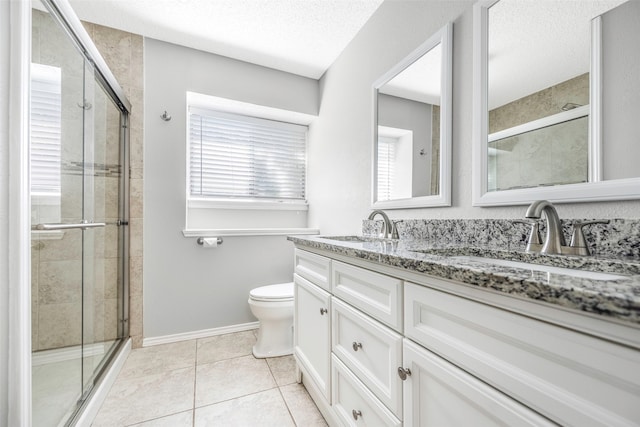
[250,282,294,302]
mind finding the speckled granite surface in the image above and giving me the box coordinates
[363,218,640,258]
[288,231,640,326]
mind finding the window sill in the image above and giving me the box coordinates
[182,228,319,238]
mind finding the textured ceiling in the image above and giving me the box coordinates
[488,0,627,109]
[68,0,384,79]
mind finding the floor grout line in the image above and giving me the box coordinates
[91,332,325,426]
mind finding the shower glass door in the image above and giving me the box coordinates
[31,1,127,425]
[81,59,126,400]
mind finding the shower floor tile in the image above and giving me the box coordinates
[32,358,82,427]
[91,330,327,427]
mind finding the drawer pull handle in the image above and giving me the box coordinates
[352,341,363,351]
[319,308,328,315]
[397,367,412,381]
[352,409,362,420]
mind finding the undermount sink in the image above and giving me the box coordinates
[451,256,627,281]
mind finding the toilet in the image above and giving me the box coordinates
[248,282,294,358]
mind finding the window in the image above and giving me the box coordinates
[30,63,62,198]
[377,135,396,202]
[376,126,413,201]
[188,108,307,204]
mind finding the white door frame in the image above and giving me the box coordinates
[7,0,33,425]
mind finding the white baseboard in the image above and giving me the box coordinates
[75,338,132,427]
[142,321,260,347]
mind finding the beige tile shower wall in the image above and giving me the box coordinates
[31,12,143,352]
[488,73,589,134]
[431,105,440,195]
[31,11,141,351]
[487,73,590,192]
[32,9,85,351]
[83,22,145,349]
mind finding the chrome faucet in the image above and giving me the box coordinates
[367,210,399,239]
[525,200,566,254]
[524,200,609,256]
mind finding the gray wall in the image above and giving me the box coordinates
[307,0,640,235]
[143,39,318,338]
[378,93,432,197]
[1,0,10,422]
[602,0,640,180]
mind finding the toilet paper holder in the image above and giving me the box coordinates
[196,237,224,246]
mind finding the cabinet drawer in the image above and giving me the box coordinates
[332,355,401,427]
[332,261,402,331]
[405,282,640,427]
[402,339,554,427]
[294,249,331,291]
[332,298,403,418]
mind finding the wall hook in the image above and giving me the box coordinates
[160,110,172,121]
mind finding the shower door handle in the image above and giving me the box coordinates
[32,222,106,231]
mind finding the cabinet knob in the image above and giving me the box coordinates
[352,341,363,351]
[319,308,328,315]
[397,367,412,381]
[352,409,362,420]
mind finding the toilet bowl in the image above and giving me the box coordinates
[248,282,294,358]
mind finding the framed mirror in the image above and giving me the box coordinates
[472,0,640,206]
[372,23,452,209]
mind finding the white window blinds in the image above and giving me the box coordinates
[30,63,62,196]
[189,108,307,201]
[377,135,396,201]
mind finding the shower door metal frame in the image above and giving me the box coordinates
[7,0,34,425]
[40,0,131,114]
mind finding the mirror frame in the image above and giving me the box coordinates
[472,0,640,206]
[372,23,452,209]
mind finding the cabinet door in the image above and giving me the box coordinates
[405,282,640,426]
[294,273,332,401]
[402,339,555,427]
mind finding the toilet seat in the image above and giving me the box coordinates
[249,282,294,302]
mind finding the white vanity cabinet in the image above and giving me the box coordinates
[293,247,640,427]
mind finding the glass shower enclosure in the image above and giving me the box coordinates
[30,0,130,425]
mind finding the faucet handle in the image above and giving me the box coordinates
[514,219,542,248]
[390,220,400,239]
[569,220,610,255]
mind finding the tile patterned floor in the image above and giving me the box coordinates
[92,330,327,426]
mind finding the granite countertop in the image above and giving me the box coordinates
[288,235,640,326]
